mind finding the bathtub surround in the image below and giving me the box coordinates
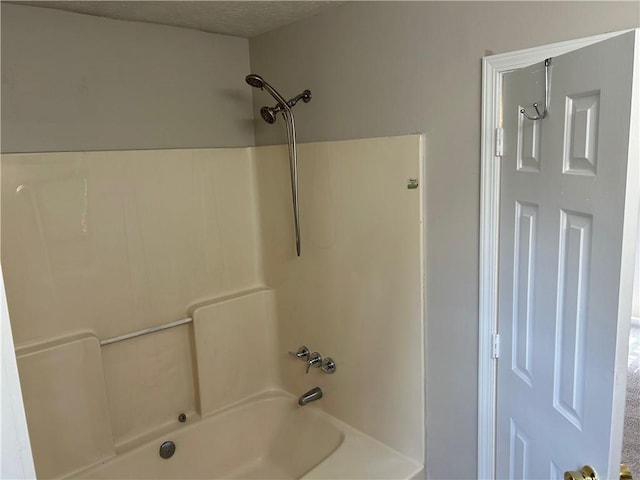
[102,324,197,450]
[256,136,425,462]
[2,136,425,477]
[16,336,115,478]
[3,146,263,477]
[2,148,262,346]
[192,290,280,416]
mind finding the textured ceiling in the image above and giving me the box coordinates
[6,1,343,38]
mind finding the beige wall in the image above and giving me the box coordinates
[0,3,255,153]
[248,3,640,478]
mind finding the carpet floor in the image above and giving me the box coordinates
[622,324,639,476]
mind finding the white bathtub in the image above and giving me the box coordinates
[71,390,422,479]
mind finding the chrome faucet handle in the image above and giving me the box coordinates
[306,352,322,374]
[289,346,310,361]
[321,357,336,374]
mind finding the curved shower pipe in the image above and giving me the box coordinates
[245,74,311,257]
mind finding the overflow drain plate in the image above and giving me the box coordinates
[159,441,176,459]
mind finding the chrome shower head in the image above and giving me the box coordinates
[245,73,289,111]
[245,73,310,125]
[244,73,305,256]
[260,106,278,124]
[245,74,265,89]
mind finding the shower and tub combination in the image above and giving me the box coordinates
[2,70,425,477]
[73,390,419,479]
[58,288,421,480]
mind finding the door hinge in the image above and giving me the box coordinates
[492,333,500,359]
[495,128,504,157]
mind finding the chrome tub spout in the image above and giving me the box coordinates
[298,387,323,406]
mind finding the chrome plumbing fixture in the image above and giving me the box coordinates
[258,90,312,124]
[288,345,310,361]
[288,346,336,374]
[306,352,323,373]
[245,74,311,257]
[298,386,323,406]
[159,440,176,459]
[321,357,336,374]
[245,74,311,126]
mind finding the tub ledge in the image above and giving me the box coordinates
[301,429,423,480]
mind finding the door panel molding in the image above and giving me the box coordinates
[478,29,637,480]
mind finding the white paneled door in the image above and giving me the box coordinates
[496,31,638,479]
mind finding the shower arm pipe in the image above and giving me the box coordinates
[283,109,301,256]
[263,91,311,116]
[286,91,311,108]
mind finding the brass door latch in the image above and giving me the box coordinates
[565,465,598,480]
[565,464,633,480]
[620,464,633,480]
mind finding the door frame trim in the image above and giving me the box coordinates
[477,29,636,480]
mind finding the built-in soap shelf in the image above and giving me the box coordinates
[289,345,336,374]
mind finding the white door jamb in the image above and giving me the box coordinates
[477,29,635,480]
